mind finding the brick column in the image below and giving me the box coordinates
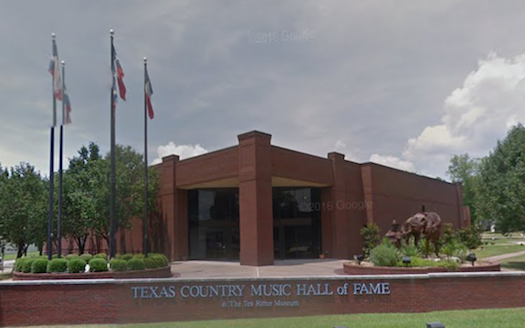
[360,164,374,224]
[320,188,333,257]
[238,131,274,266]
[159,155,188,261]
[328,152,349,258]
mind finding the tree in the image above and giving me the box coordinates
[62,142,103,254]
[475,124,525,233]
[0,163,46,258]
[446,154,480,223]
[70,143,159,253]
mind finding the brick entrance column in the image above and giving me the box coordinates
[238,131,274,266]
[328,152,350,258]
[159,155,188,261]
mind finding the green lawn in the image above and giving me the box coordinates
[501,254,525,271]
[475,244,525,258]
[15,307,525,328]
[0,273,11,280]
[3,251,39,261]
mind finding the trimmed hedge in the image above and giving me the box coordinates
[143,257,158,269]
[22,257,40,273]
[14,258,27,272]
[68,258,87,273]
[89,258,108,272]
[65,254,79,260]
[93,253,108,260]
[79,254,93,262]
[116,253,134,261]
[109,259,128,272]
[31,259,49,273]
[47,258,68,273]
[128,258,145,271]
[149,253,169,267]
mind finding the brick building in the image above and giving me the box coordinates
[132,130,470,266]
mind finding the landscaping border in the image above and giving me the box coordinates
[1,272,525,326]
[12,266,174,280]
[343,261,501,275]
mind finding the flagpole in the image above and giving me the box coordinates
[57,60,66,258]
[109,29,117,259]
[47,33,56,261]
[143,57,149,257]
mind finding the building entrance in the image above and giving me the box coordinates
[273,188,321,260]
[188,189,240,260]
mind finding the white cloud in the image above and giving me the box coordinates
[393,53,525,177]
[153,142,208,164]
[369,154,415,172]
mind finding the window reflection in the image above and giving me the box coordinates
[188,189,239,260]
[273,188,321,260]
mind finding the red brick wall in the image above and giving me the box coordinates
[176,146,238,187]
[362,163,464,235]
[271,146,333,185]
[1,273,524,326]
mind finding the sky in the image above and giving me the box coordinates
[2,0,525,180]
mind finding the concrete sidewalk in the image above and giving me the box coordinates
[486,249,525,262]
[171,259,347,279]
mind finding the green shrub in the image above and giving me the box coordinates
[132,254,145,260]
[109,259,128,272]
[434,259,460,271]
[89,258,108,272]
[80,253,93,262]
[93,253,108,260]
[68,258,87,273]
[455,224,483,250]
[400,239,422,257]
[402,257,440,268]
[441,239,459,259]
[65,254,79,260]
[128,258,146,271]
[47,258,68,273]
[31,259,49,273]
[149,253,169,267]
[455,244,469,262]
[360,223,381,257]
[22,257,40,273]
[398,257,460,271]
[369,243,400,267]
[122,254,133,261]
[117,253,134,261]
[143,257,158,269]
[417,237,436,256]
[14,258,27,272]
[442,223,455,245]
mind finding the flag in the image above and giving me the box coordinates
[145,66,154,119]
[111,44,126,102]
[48,38,62,102]
[63,84,72,125]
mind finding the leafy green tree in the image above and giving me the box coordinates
[0,163,46,258]
[76,144,159,253]
[62,142,103,254]
[476,124,525,233]
[446,153,480,223]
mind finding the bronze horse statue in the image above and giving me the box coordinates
[401,212,442,257]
